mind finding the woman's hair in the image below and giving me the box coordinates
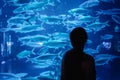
[70,27,88,49]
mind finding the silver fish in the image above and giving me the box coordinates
[7,16,30,26]
[97,8,120,15]
[99,0,115,4]
[27,57,53,68]
[49,32,69,41]
[95,54,120,66]
[13,6,27,14]
[68,7,90,15]
[114,25,120,32]
[36,53,57,60]
[76,15,99,23]
[43,40,67,49]
[22,77,38,80]
[0,28,11,32]
[86,21,109,32]
[40,15,65,25]
[17,50,33,59]
[112,15,120,24]
[32,47,49,55]
[22,42,44,48]
[19,35,49,42]
[101,34,113,40]
[64,20,82,27]
[38,71,54,80]
[84,48,99,55]
[11,25,45,33]
[0,73,28,80]
[13,1,48,13]
[79,0,99,8]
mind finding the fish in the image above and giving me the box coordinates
[11,25,45,33]
[13,6,28,14]
[24,2,47,11]
[17,50,33,59]
[95,54,120,66]
[0,73,28,80]
[22,42,44,48]
[0,28,11,32]
[19,35,49,43]
[32,47,49,55]
[40,15,65,25]
[85,44,104,55]
[76,15,99,23]
[84,27,93,33]
[43,40,67,49]
[84,48,99,55]
[30,51,62,68]
[114,25,120,32]
[0,73,20,80]
[15,14,31,18]
[35,53,57,60]
[86,21,109,33]
[97,8,120,15]
[7,16,30,26]
[38,71,54,80]
[79,0,99,8]
[68,7,90,15]
[13,1,47,13]
[112,15,120,24]
[0,25,45,33]
[18,36,31,42]
[33,60,53,68]
[49,32,69,41]
[64,20,82,27]
[13,0,31,6]
[3,0,15,6]
[100,34,113,40]
[86,39,93,44]
[99,0,115,4]
[22,77,38,80]
[27,57,53,68]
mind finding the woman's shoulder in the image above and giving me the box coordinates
[83,53,95,61]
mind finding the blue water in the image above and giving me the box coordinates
[0,0,120,80]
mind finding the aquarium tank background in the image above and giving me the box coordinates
[0,0,120,80]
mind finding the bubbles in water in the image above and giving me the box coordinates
[102,41,111,49]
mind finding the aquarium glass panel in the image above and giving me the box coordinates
[0,0,120,80]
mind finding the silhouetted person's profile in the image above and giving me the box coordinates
[61,27,96,80]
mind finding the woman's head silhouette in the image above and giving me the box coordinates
[70,27,88,50]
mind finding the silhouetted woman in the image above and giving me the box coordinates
[61,27,96,80]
